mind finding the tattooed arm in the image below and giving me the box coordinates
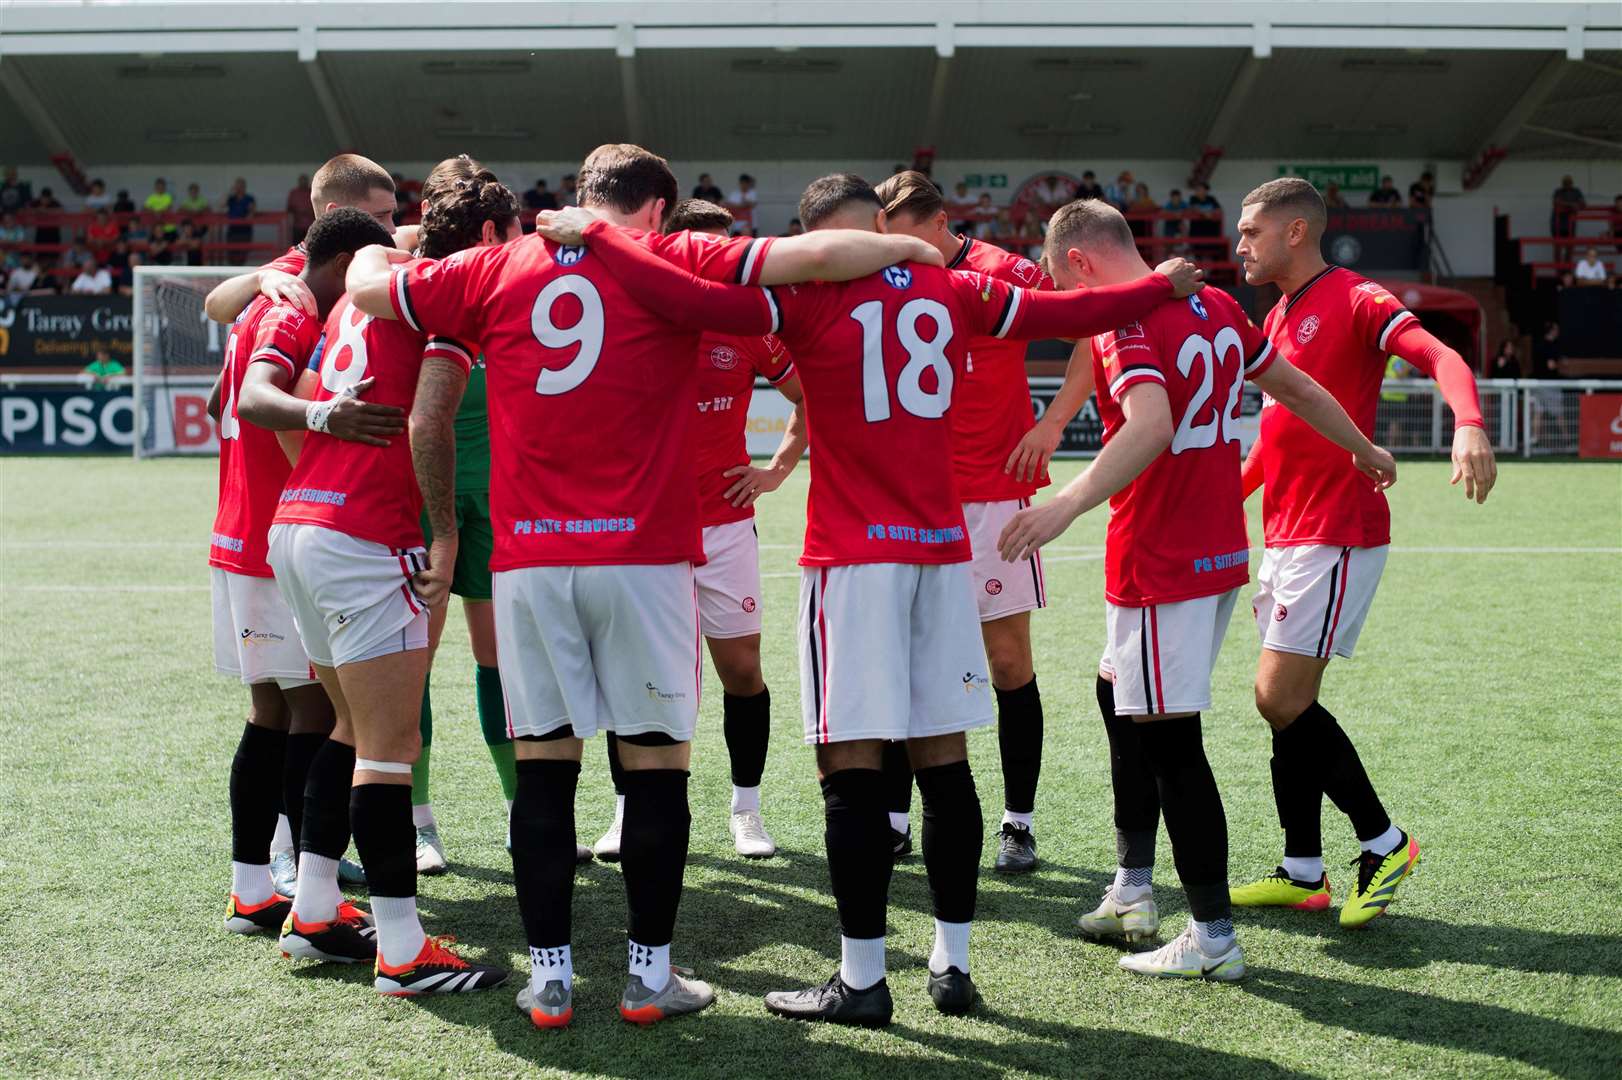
[409,356,468,609]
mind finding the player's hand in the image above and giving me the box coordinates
[391,224,421,253]
[414,538,458,609]
[260,269,316,316]
[1353,445,1398,491]
[1449,425,1496,504]
[722,462,789,508]
[324,377,406,447]
[1154,257,1206,298]
[998,495,1079,563]
[535,207,596,246]
[1004,421,1062,485]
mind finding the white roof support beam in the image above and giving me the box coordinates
[920,23,954,152]
[297,26,355,152]
[1521,124,1622,153]
[1481,55,1574,154]
[616,23,644,148]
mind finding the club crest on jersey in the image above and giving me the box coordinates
[710,344,739,370]
[552,245,587,267]
[1011,258,1040,284]
[1296,315,1321,344]
[1113,321,1146,342]
[883,265,912,290]
[1188,293,1208,320]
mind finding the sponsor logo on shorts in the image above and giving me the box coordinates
[984,578,1003,596]
[1274,604,1288,622]
[336,613,349,625]
[644,681,687,703]
[240,627,287,646]
[710,345,739,370]
[962,671,990,694]
[741,596,757,613]
[1296,315,1321,344]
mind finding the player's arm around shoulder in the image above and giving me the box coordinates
[755,230,942,285]
[345,244,415,320]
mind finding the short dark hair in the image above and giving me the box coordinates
[1241,177,1328,232]
[304,207,393,268]
[419,168,520,260]
[1044,199,1136,263]
[738,174,754,184]
[577,144,677,217]
[665,198,733,233]
[798,173,880,230]
[1083,171,1096,179]
[312,153,395,208]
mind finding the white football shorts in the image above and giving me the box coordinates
[211,568,317,688]
[493,562,700,742]
[1100,588,1240,716]
[696,518,763,639]
[1252,544,1388,660]
[265,523,429,670]
[799,562,994,744]
[964,498,1048,622]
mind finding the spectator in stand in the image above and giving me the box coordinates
[1162,187,1188,240]
[1127,182,1157,237]
[105,238,134,291]
[85,209,120,254]
[31,187,64,246]
[1368,175,1402,206]
[71,257,112,295]
[0,166,31,214]
[1104,170,1135,209]
[1075,169,1105,202]
[1322,181,1347,209]
[147,229,174,266]
[0,211,25,262]
[144,178,177,236]
[1550,176,1585,238]
[286,173,315,243]
[222,177,255,245]
[82,348,126,389]
[948,180,977,232]
[5,255,41,295]
[1530,322,1569,447]
[63,243,92,269]
[785,217,804,236]
[112,189,136,214]
[179,182,209,215]
[727,174,758,233]
[1409,171,1436,209]
[1028,173,1076,222]
[1574,247,1610,286]
[691,173,724,203]
[521,178,557,232]
[559,173,579,207]
[1187,180,1222,240]
[1491,339,1522,379]
[84,179,113,212]
[1612,193,1622,225]
[971,192,998,239]
[172,220,204,267]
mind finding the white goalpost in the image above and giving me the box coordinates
[132,264,255,458]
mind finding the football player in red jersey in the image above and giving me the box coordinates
[210,208,400,938]
[352,147,884,1027]
[241,188,528,997]
[581,173,1193,1025]
[999,199,1395,981]
[874,171,1116,873]
[591,198,807,863]
[1228,178,1495,928]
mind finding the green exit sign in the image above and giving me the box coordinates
[962,174,1008,189]
[1277,164,1381,191]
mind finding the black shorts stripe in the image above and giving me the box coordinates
[806,578,823,722]
[1314,550,1346,658]
[1139,607,1155,713]
[1029,555,1044,606]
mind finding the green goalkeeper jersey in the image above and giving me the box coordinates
[454,357,490,494]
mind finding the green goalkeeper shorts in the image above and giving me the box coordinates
[419,491,494,602]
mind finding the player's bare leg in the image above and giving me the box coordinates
[511,733,585,1026]
[224,683,291,933]
[342,647,506,994]
[1241,648,1417,928]
[707,632,777,857]
[906,732,985,1014]
[1078,669,1162,943]
[982,611,1042,872]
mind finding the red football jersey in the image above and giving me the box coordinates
[774,262,1173,566]
[272,293,471,549]
[1091,289,1276,607]
[211,296,322,577]
[264,242,305,277]
[945,237,1054,502]
[1257,267,1417,549]
[694,332,795,528]
[390,227,775,570]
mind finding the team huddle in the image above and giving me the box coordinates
[205,146,1497,1029]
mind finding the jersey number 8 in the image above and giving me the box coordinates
[321,304,372,397]
[852,298,955,423]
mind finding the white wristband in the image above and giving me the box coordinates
[305,398,337,433]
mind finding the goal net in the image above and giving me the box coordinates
[133,265,254,458]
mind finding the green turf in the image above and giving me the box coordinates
[2,456,1619,1079]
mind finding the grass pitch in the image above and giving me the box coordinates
[1,456,1619,1079]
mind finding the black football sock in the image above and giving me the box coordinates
[300,738,355,862]
[605,732,626,797]
[1098,676,1159,870]
[1292,701,1391,844]
[821,768,894,942]
[1270,719,1325,863]
[350,783,415,899]
[511,758,580,952]
[995,678,1043,819]
[915,760,983,925]
[722,688,771,790]
[281,733,326,857]
[620,769,691,950]
[880,740,914,822]
[229,722,287,865]
[1136,715,1230,923]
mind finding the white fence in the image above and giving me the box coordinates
[1370,378,1622,457]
